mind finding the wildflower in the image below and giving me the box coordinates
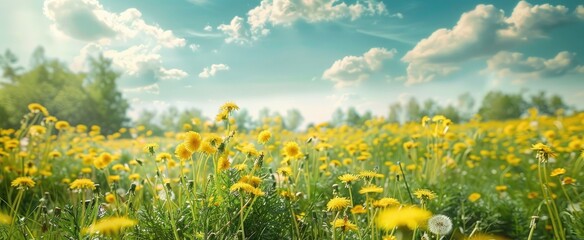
[184,131,202,152]
[495,185,507,192]
[200,141,217,155]
[143,143,158,155]
[257,130,271,144]
[351,205,367,214]
[359,170,384,179]
[359,185,383,194]
[326,197,351,211]
[215,109,229,122]
[468,193,481,202]
[70,178,96,190]
[428,214,453,235]
[84,216,137,236]
[230,182,264,196]
[156,152,172,162]
[531,143,556,160]
[421,116,430,127]
[376,206,432,230]
[174,143,193,161]
[240,175,262,187]
[28,103,49,116]
[332,218,358,232]
[11,177,35,189]
[338,174,359,184]
[373,198,400,208]
[129,173,140,181]
[550,168,566,177]
[220,101,239,112]
[0,212,11,225]
[105,193,115,203]
[218,155,230,171]
[234,163,248,171]
[49,151,61,158]
[108,175,121,183]
[562,177,576,185]
[414,189,436,201]
[277,166,292,176]
[29,125,46,136]
[55,121,70,130]
[284,142,301,158]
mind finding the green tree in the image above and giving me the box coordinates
[85,55,129,134]
[284,109,304,131]
[405,97,421,122]
[388,103,402,123]
[478,91,527,120]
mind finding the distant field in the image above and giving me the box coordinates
[1,103,583,239]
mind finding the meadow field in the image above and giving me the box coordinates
[0,102,583,240]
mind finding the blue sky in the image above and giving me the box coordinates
[1,0,583,123]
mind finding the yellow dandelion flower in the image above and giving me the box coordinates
[184,131,202,152]
[332,218,358,232]
[83,216,137,236]
[495,185,508,192]
[359,170,384,179]
[257,130,271,144]
[468,193,481,202]
[562,177,576,185]
[200,141,217,155]
[218,155,231,171]
[351,205,367,214]
[11,177,35,189]
[156,152,172,162]
[326,197,351,211]
[70,178,96,190]
[240,175,262,187]
[129,173,140,181]
[174,143,193,161]
[220,101,239,112]
[105,193,116,203]
[55,121,70,130]
[359,185,383,194]
[107,175,121,183]
[277,166,292,176]
[373,197,400,208]
[550,168,566,177]
[29,125,46,136]
[234,163,247,171]
[49,151,61,158]
[142,144,158,156]
[28,103,49,116]
[284,142,301,158]
[0,212,12,225]
[414,189,436,201]
[338,174,359,184]
[376,206,431,231]
[531,143,556,159]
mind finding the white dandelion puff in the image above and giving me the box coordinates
[428,214,452,235]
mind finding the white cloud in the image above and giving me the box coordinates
[219,0,387,44]
[326,92,361,106]
[402,1,583,85]
[44,0,185,47]
[485,51,584,80]
[322,48,396,88]
[44,0,187,88]
[122,83,160,95]
[189,44,200,52]
[217,16,251,44]
[204,25,213,31]
[198,64,230,78]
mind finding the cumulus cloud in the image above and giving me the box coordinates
[402,1,583,84]
[198,64,230,78]
[44,0,187,88]
[44,0,185,47]
[485,51,584,80]
[217,16,251,44]
[218,0,387,44]
[322,48,396,88]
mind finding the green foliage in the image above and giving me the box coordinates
[0,47,128,133]
[478,91,528,121]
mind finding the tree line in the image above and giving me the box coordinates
[0,47,128,134]
[0,48,575,135]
